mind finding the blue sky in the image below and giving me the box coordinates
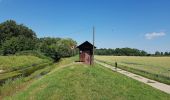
[0,0,170,53]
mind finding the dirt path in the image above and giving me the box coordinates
[96,60,170,94]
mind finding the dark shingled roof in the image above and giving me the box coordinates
[77,41,96,49]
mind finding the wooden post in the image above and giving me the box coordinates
[92,26,95,65]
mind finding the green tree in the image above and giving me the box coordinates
[160,52,164,56]
[0,20,36,46]
[164,52,169,56]
[1,36,37,55]
[0,20,37,55]
[37,37,77,61]
[140,50,148,56]
[155,51,161,56]
[95,48,148,56]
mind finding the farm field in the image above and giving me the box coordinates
[4,62,170,100]
[95,56,170,84]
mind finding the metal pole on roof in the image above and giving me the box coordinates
[92,26,95,65]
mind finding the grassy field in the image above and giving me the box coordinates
[4,62,170,100]
[0,56,78,99]
[0,55,50,71]
[0,55,52,86]
[95,56,170,84]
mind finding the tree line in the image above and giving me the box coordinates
[154,51,170,56]
[1,20,169,60]
[0,20,77,61]
[95,48,170,56]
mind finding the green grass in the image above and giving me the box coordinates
[0,55,53,99]
[95,56,170,84]
[0,55,50,71]
[0,56,78,99]
[0,71,21,80]
[4,63,170,100]
[0,76,25,98]
[0,55,53,84]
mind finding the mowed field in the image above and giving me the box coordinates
[95,56,170,84]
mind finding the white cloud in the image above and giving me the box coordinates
[145,32,166,40]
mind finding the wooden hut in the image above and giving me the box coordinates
[77,41,96,65]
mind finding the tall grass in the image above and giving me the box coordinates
[0,55,50,71]
[0,76,25,98]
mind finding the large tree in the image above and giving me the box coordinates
[0,20,36,45]
[0,20,37,55]
[37,37,77,61]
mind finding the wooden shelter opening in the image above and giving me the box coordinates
[77,41,96,65]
